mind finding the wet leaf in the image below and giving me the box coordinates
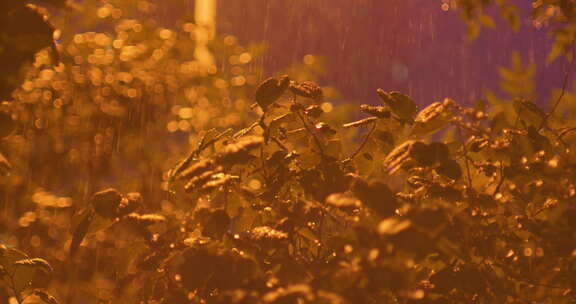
[411,99,455,136]
[342,117,378,128]
[0,112,15,138]
[0,245,28,275]
[376,89,416,121]
[13,258,52,273]
[91,188,123,219]
[289,81,323,101]
[360,104,391,118]
[435,159,463,180]
[0,152,12,176]
[378,217,411,235]
[255,75,290,110]
[352,179,397,217]
[382,140,427,174]
[69,209,95,258]
[34,289,59,304]
[513,99,545,127]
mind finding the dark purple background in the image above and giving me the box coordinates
[216,1,569,107]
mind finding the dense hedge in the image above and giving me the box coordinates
[0,1,575,303]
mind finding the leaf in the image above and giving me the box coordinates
[342,117,378,129]
[69,209,95,258]
[479,14,495,28]
[0,112,15,138]
[434,159,463,181]
[426,142,450,164]
[249,226,288,241]
[0,152,11,176]
[91,188,123,219]
[378,218,411,235]
[324,138,342,159]
[117,192,142,218]
[232,121,260,139]
[216,135,264,166]
[255,75,290,110]
[13,258,52,274]
[304,105,324,118]
[411,99,455,136]
[325,193,361,210]
[513,99,545,127]
[12,258,52,292]
[352,179,398,217]
[200,209,231,239]
[0,245,28,275]
[34,290,59,304]
[289,81,323,101]
[360,104,390,118]
[382,140,427,174]
[176,158,216,181]
[376,89,416,121]
[267,113,295,138]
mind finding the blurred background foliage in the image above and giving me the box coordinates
[0,0,575,303]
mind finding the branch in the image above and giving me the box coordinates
[293,105,326,160]
[538,38,576,132]
[341,120,377,163]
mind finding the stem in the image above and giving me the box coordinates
[8,274,23,304]
[294,107,326,160]
[458,126,474,191]
[492,161,505,196]
[537,38,576,132]
[342,120,377,163]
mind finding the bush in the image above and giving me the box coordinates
[0,1,576,303]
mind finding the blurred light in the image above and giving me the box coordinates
[231,76,246,86]
[321,102,333,113]
[249,179,261,190]
[303,54,316,65]
[183,23,195,32]
[97,6,111,18]
[167,121,178,132]
[224,35,237,46]
[159,29,173,40]
[238,52,252,64]
[179,107,194,119]
[178,120,191,132]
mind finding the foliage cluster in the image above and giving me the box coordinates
[0,1,576,304]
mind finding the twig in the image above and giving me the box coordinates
[293,106,326,159]
[490,261,567,290]
[537,38,576,132]
[458,126,474,190]
[8,274,23,304]
[341,120,377,163]
[492,161,505,196]
[271,136,289,151]
[198,128,232,154]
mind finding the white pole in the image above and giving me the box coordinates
[194,0,216,66]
